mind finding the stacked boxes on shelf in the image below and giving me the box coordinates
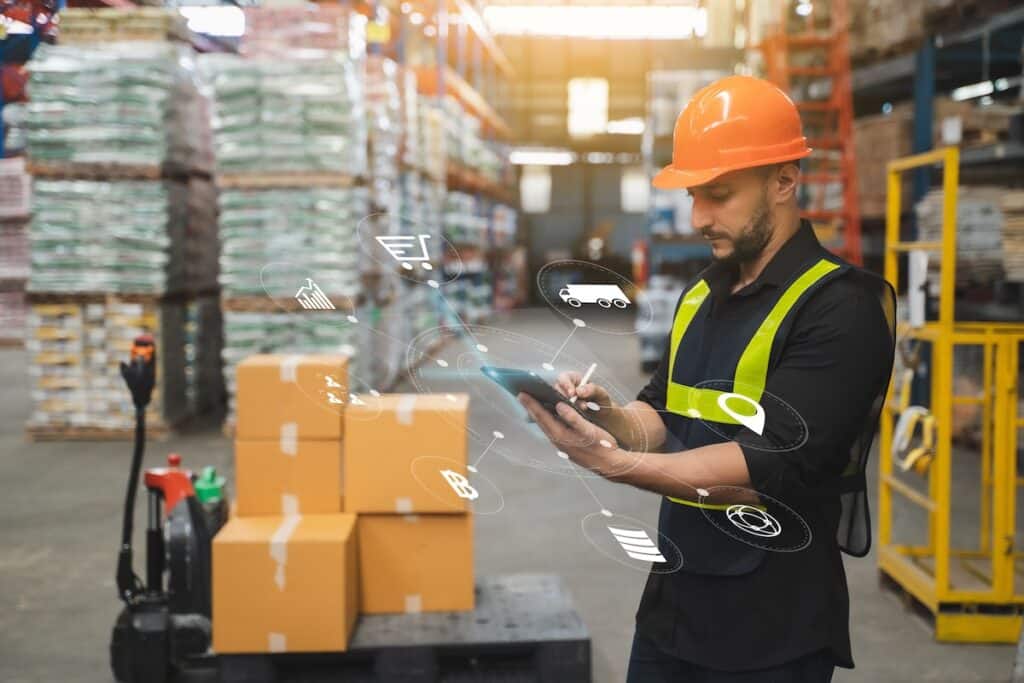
[25,296,187,436]
[345,393,474,614]
[23,19,219,436]
[916,187,1005,285]
[365,55,402,235]
[0,158,31,346]
[241,5,366,59]
[214,354,358,653]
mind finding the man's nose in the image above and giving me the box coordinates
[690,196,713,232]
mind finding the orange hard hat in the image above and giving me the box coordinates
[652,75,812,190]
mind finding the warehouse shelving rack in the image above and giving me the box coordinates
[879,146,1024,643]
[758,0,862,264]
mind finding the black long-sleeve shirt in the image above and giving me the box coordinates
[635,221,894,671]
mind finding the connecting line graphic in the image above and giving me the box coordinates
[469,430,505,472]
[542,318,586,371]
[436,290,488,353]
[567,454,612,516]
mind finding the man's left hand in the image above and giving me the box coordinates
[518,393,625,477]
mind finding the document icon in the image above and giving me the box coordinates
[295,278,335,310]
[607,525,667,563]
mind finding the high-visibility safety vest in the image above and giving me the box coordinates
[660,255,896,558]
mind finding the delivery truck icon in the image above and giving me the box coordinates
[558,284,631,309]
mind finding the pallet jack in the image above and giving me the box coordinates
[110,334,228,683]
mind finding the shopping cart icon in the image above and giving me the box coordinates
[375,234,434,271]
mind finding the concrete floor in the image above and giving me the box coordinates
[0,307,1016,682]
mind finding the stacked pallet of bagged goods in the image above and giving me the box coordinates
[200,23,374,425]
[23,22,217,438]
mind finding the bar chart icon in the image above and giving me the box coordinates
[607,525,667,563]
[295,278,335,310]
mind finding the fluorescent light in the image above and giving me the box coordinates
[424,24,437,37]
[510,147,575,166]
[606,117,645,135]
[994,77,1010,91]
[401,2,413,13]
[178,6,245,38]
[795,2,813,17]
[568,78,608,138]
[951,80,994,102]
[482,5,707,40]
[410,11,424,25]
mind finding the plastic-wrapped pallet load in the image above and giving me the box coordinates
[28,180,172,294]
[365,55,402,239]
[241,5,366,60]
[420,98,447,182]
[916,187,1005,285]
[26,42,211,172]
[197,52,367,176]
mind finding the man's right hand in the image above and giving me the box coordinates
[554,371,615,417]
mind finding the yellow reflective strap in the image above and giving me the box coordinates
[666,279,711,387]
[666,495,767,512]
[665,258,842,424]
[733,259,841,399]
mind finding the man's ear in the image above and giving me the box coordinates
[772,162,800,203]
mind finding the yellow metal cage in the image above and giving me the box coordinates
[880,146,1024,642]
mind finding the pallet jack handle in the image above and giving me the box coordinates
[116,334,157,604]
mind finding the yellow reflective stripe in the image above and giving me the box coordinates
[666,279,711,389]
[733,259,841,399]
[665,258,841,424]
[666,495,767,512]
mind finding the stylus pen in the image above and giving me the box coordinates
[570,363,598,404]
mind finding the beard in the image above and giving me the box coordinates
[704,194,773,266]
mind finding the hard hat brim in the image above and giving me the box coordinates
[650,149,814,190]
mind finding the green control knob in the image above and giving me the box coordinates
[194,466,226,504]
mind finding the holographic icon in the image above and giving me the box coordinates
[558,284,630,309]
[375,234,434,271]
[295,278,335,310]
[726,504,782,538]
[440,469,479,501]
[607,526,667,563]
[717,392,766,435]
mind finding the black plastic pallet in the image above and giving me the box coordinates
[216,574,590,683]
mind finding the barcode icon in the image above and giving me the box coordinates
[607,525,667,563]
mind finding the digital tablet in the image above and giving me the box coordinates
[481,365,595,423]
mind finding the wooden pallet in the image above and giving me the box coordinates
[25,290,217,305]
[27,160,210,181]
[216,172,361,190]
[25,423,168,442]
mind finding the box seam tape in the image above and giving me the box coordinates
[396,395,417,426]
[280,422,298,456]
[269,495,301,592]
[280,355,302,383]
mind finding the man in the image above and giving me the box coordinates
[518,75,896,682]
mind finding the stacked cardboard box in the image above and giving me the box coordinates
[1001,191,1024,282]
[345,394,474,614]
[214,354,358,653]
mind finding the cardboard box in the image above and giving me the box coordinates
[358,513,474,614]
[344,394,470,514]
[212,513,359,653]
[235,439,343,516]
[235,354,348,441]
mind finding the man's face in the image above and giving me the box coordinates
[687,167,775,265]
